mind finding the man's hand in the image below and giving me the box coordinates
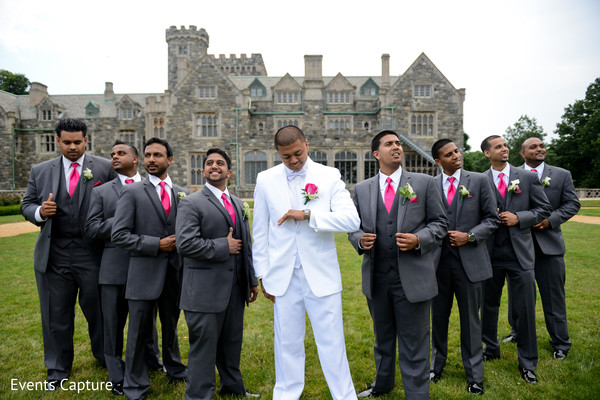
[360,233,377,250]
[396,232,419,251]
[277,209,306,226]
[533,219,551,231]
[260,279,275,303]
[499,211,519,227]
[448,230,469,247]
[40,193,57,218]
[248,285,259,303]
[227,227,242,254]
[158,234,176,252]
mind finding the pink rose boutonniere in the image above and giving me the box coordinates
[508,179,522,195]
[302,183,319,205]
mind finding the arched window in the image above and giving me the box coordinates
[364,151,379,179]
[190,154,205,186]
[308,150,328,166]
[334,151,357,184]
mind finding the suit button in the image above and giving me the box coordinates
[387,220,392,225]
[389,234,393,237]
[448,210,453,214]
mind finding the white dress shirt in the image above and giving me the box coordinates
[379,167,403,203]
[524,162,545,180]
[491,164,511,188]
[148,174,173,205]
[118,172,142,185]
[442,169,462,199]
[205,182,233,208]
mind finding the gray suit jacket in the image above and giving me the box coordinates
[520,164,580,255]
[21,154,117,273]
[85,177,132,285]
[433,170,500,282]
[111,177,188,300]
[349,171,449,303]
[484,165,552,270]
[176,186,258,313]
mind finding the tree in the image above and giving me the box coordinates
[504,115,547,166]
[463,151,490,173]
[463,132,472,152]
[551,77,600,187]
[0,70,30,95]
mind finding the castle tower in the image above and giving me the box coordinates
[165,25,209,90]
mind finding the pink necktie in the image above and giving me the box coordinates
[498,173,507,198]
[159,181,171,216]
[531,169,537,172]
[222,193,236,226]
[447,177,456,205]
[384,177,395,213]
[69,162,80,198]
[125,178,134,184]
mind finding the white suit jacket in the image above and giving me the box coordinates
[252,158,360,297]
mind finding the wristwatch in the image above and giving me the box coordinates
[468,232,476,243]
[303,209,310,220]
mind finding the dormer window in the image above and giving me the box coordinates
[40,109,52,121]
[249,79,266,98]
[121,108,133,120]
[327,91,351,104]
[86,102,100,117]
[360,78,379,97]
[276,92,300,104]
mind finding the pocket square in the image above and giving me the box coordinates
[92,181,102,187]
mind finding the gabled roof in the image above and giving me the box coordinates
[272,73,302,91]
[395,52,459,92]
[326,73,355,91]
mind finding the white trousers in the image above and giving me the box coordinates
[273,267,357,400]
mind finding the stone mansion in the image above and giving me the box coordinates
[0,25,465,197]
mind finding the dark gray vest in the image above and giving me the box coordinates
[374,188,400,274]
[442,189,460,258]
[51,163,84,248]
[492,192,518,265]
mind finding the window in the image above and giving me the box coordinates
[39,134,55,153]
[273,153,282,166]
[87,134,93,152]
[410,113,435,137]
[196,114,219,137]
[275,119,299,130]
[360,78,379,97]
[249,78,266,98]
[364,151,379,179]
[327,91,351,104]
[86,102,99,117]
[257,122,264,135]
[404,152,436,176]
[120,130,136,144]
[334,151,357,184]
[178,45,188,55]
[198,86,216,99]
[121,108,133,120]
[40,109,52,121]
[327,117,352,135]
[190,153,205,186]
[154,118,166,138]
[251,87,263,97]
[413,85,432,98]
[244,151,267,184]
[308,150,327,166]
[276,92,300,104]
[363,121,371,133]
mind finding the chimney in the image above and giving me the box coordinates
[381,54,390,89]
[104,82,115,101]
[29,82,48,107]
[304,55,323,81]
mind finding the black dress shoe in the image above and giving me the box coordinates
[167,375,187,384]
[502,334,518,343]
[553,349,567,360]
[357,387,391,398]
[519,367,538,384]
[220,390,260,398]
[429,371,442,383]
[467,382,484,395]
[482,352,500,361]
[111,381,124,396]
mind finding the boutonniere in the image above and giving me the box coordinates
[458,185,472,201]
[397,183,417,204]
[541,177,551,187]
[508,179,522,195]
[242,202,251,221]
[302,183,319,205]
[83,168,93,182]
[177,192,186,201]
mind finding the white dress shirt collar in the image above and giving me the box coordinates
[524,162,545,179]
[148,174,172,189]
[62,154,85,172]
[118,172,141,185]
[379,167,402,192]
[205,182,231,204]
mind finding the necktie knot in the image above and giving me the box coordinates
[125,178,134,184]
[531,169,537,172]
[71,162,79,169]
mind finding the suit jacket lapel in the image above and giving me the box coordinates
[274,165,292,211]
[111,178,123,197]
[506,166,519,209]
[396,172,410,231]
[369,176,379,233]
[143,179,168,226]
[202,186,233,228]
[456,171,470,219]
[51,157,61,198]
[78,156,93,207]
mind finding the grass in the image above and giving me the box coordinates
[0,214,26,224]
[579,199,600,207]
[578,208,600,217]
[1,222,599,399]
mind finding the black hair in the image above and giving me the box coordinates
[204,148,231,170]
[481,135,502,152]
[113,139,139,157]
[144,137,173,158]
[431,138,454,159]
[371,130,400,153]
[274,125,306,149]
[55,118,87,137]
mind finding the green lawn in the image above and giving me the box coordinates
[1,222,599,399]
[0,214,26,224]
[579,199,600,207]
[578,208,600,217]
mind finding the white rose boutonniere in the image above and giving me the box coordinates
[508,179,522,195]
[397,183,417,204]
[83,168,93,182]
[177,192,186,201]
[541,177,551,187]
[242,201,251,221]
[458,185,472,202]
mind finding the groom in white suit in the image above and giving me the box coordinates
[252,125,360,400]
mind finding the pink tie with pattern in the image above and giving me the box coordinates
[69,162,79,198]
[447,177,456,205]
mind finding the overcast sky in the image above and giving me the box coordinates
[1,0,599,150]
